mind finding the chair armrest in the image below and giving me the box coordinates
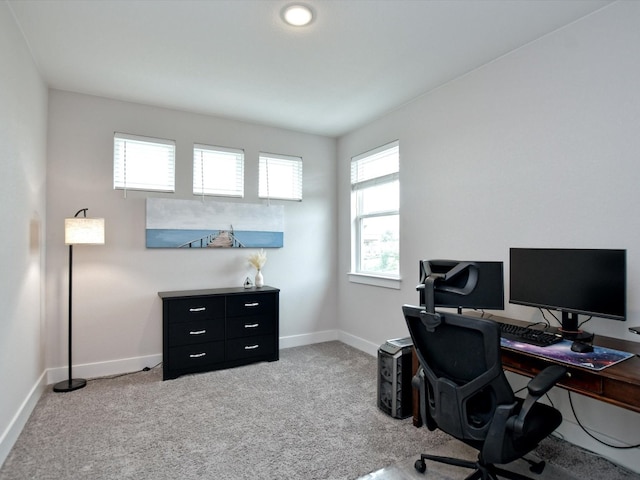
[527,365,567,397]
[509,365,567,435]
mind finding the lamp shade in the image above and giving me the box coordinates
[65,217,105,245]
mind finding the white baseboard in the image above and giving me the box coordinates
[47,353,164,385]
[337,331,379,357]
[278,329,379,357]
[279,330,340,349]
[0,371,47,468]
[48,333,363,385]
[47,331,378,385]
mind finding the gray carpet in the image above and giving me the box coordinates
[361,437,639,480]
[361,438,572,480]
[0,342,636,480]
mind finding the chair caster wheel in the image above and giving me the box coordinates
[529,460,545,474]
[414,459,426,473]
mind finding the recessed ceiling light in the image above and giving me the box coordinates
[281,4,314,27]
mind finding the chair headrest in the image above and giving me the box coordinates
[422,260,479,296]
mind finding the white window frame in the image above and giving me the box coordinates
[114,132,175,194]
[193,144,244,198]
[349,140,400,288]
[259,152,303,201]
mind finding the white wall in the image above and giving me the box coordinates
[45,90,338,379]
[337,1,640,473]
[0,1,48,466]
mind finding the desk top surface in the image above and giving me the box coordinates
[501,337,633,371]
[466,311,640,383]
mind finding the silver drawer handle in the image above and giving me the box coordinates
[244,323,259,329]
[189,330,206,335]
[244,344,259,350]
[189,307,206,312]
[189,352,206,358]
[244,302,259,307]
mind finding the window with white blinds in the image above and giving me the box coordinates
[259,153,303,201]
[351,140,400,278]
[193,144,244,197]
[113,133,175,193]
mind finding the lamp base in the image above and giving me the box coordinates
[53,378,87,393]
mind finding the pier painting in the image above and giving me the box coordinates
[146,198,284,248]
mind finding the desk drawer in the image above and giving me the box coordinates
[226,294,275,317]
[227,335,275,361]
[168,320,225,346]
[167,297,225,323]
[169,341,225,370]
[559,368,603,395]
[502,349,604,395]
[227,314,275,339]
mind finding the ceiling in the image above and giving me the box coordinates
[8,0,612,137]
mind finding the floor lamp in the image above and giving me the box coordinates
[53,208,105,393]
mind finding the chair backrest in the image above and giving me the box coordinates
[403,305,515,443]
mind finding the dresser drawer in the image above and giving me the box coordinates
[167,297,225,323]
[226,293,276,317]
[226,314,275,339]
[169,341,225,370]
[168,320,225,346]
[227,335,275,361]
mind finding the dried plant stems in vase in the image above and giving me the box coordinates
[247,249,267,288]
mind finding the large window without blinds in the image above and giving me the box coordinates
[351,140,399,278]
[114,133,175,194]
[258,153,303,201]
[193,144,244,197]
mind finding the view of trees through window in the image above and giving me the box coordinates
[360,214,399,275]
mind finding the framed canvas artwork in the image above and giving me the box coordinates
[146,198,284,248]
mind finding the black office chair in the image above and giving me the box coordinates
[403,304,567,480]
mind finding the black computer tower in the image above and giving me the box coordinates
[377,337,413,419]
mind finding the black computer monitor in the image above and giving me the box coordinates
[509,248,626,339]
[418,260,505,313]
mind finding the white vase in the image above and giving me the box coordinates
[255,270,264,288]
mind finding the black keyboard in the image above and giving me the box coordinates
[498,322,563,347]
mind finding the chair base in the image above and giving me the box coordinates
[414,453,543,480]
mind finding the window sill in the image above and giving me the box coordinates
[348,273,401,289]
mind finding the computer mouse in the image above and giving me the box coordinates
[571,341,594,353]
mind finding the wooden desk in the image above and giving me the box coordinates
[412,312,640,426]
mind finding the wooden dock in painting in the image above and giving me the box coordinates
[178,227,245,248]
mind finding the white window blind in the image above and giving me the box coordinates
[350,140,400,278]
[259,153,303,201]
[351,142,399,189]
[114,133,175,193]
[193,144,244,197]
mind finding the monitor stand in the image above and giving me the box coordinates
[559,312,594,341]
